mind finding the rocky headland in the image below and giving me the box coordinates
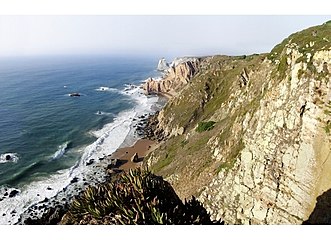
[143,57,201,96]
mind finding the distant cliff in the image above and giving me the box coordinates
[143,57,201,95]
[144,21,331,224]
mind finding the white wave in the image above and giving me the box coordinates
[95,86,119,92]
[0,153,19,164]
[123,83,137,91]
[0,168,72,224]
[94,111,113,116]
[51,142,70,160]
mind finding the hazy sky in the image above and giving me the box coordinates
[0,15,330,58]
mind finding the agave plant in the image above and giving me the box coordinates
[63,168,223,225]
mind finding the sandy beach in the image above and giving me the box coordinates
[110,139,157,171]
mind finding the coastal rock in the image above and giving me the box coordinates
[157,58,169,71]
[23,205,68,225]
[86,159,94,166]
[131,153,139,162]
[9,190,19,198]
[70,177,79,184]
[143,57,200,95]
[111,158,118,166]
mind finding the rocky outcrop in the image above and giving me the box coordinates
[157,58,169,71]
[143,57,201,95]
[145,22,331,224]
[131,153,139,162]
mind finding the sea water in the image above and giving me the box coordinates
[0,55,162,224]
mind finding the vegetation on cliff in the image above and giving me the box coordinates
[196,121,216,132]
[61,168,222,224]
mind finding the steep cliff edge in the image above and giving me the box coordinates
[144,22,331,224]
[143,57,201,95]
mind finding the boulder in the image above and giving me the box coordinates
[70,177,79,184]
[111,158,118,166]
[9,190,19,198]
[131,153,139,162]
[86,159,94,166]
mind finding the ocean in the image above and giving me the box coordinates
[0,55,163,224]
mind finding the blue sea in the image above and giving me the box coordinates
[0,55,162,224]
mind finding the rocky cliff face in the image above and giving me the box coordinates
[145,22,331,224]
[143,57,201,95]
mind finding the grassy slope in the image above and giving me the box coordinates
[148,53,269,198]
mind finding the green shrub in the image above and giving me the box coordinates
[63,168,223,225]
[196,121,216,132]
[324,121,331,134]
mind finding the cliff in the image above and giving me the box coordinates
[143,57,201,95]
[144,21,331,224]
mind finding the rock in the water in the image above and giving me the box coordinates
[9,190,19,198]
[70,177,79,184]
[157,57,169,71]
[86,159,94,166]
[131,152,139,162]
[5,155,11,161]
[69,92,80,97]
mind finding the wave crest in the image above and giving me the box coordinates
[95,86,119,92]
[51,142,70,160]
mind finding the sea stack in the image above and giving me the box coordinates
[157,58,169,71]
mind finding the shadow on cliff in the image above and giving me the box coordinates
[303,188,331,224]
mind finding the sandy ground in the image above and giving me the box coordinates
[110,139,156,171]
